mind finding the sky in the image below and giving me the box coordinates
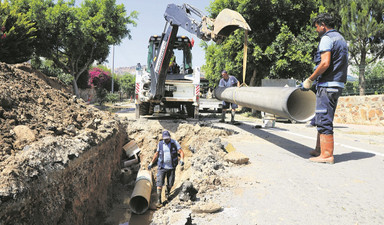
[106,0,213,69]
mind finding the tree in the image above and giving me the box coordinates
[0,1,36,63]
[203,0,318,87]
[351,60,384,94]
[338,0,384,95]
[31,57,73,85]
[118,73,135,98]
[20,0,137,97]
[264,24,317,79]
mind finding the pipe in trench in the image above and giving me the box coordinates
[214,86,316,122]
[129,169,153,214]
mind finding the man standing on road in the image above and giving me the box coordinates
[302,13,348,164]
[218,70,240,124]
[148,130,184,207]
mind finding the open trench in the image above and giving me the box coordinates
[0,115,238,225]
[0,63,244,225]
[104,118,236,225]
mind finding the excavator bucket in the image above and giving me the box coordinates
[213,9,251,43]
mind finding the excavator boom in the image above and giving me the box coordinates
[151,3,250,100]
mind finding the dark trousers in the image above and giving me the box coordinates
[156,168,175,187]
[315,87,343,134]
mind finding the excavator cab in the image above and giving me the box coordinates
[147,35,194,76]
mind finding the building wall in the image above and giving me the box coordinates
[335,95,384,126]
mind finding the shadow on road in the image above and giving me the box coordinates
[234,122,312,159]
[231,122,376,163]
[335,151,375,163]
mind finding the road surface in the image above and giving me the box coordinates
[190,118,384,225]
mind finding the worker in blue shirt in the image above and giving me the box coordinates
[148,130,184,207]
[302,13,348,164]
[219,70,240,124]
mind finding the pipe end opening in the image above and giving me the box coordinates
[129,196,149,215]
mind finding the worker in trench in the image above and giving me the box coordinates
[218,70,240,124]
[148,130,184,207]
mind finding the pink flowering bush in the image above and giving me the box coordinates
[88,67,111,89]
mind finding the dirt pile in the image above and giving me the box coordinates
[0,63,111,162]
[0,63,125,224]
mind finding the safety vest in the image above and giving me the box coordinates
[157,139,179,169]
[314,30,348,84]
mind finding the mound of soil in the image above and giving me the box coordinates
[0,63,118,199]
[0,63,99,162]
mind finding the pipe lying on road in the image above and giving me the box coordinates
[214,86,316,122]
[129,169,152,214]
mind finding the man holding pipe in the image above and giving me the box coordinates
[302,13,348,164]
[219,70,240,124]
[148,130,184,207]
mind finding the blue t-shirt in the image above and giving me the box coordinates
[315,30,348,88]
[219,75,238,87]
[319,35,333,53]
[157,140,181,169]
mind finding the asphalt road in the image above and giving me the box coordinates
[196,118,384,225]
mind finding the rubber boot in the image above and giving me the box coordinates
[165,186,171,200]
[310,134,334,164]
[219,111,226,122]
[310,132,321,157]
[156,188,162,208]
[230,110,236,123]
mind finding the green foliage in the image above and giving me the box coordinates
[265,24,317,80]
[337,0,384,95]
[105,93,119,103]
[118,73,135,97]
[204,0,318,86]
[0,1,37,63]
[31,57,73,85]
[96,87,108,105]
[349,61,384,95]
[17,0,137,97]
[365,61,384,80]
[343,81,359,96]
[340,0,384,64]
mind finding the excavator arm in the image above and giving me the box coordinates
[151,3,251,100]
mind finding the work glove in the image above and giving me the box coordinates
[148,163,153,170]
[299,83,309,91]
[303,78,313,89]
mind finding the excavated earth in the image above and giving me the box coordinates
[0,62,247,225]
[101,118,249,225]
[0,63,127,224]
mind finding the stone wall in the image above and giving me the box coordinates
[79,88,97,103]
[0,121,127,225]
[335,95,384,126]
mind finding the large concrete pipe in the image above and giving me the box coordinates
[129,169,152,214]
[214,87,316,122]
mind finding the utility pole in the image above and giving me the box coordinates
[111,45,115,93]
